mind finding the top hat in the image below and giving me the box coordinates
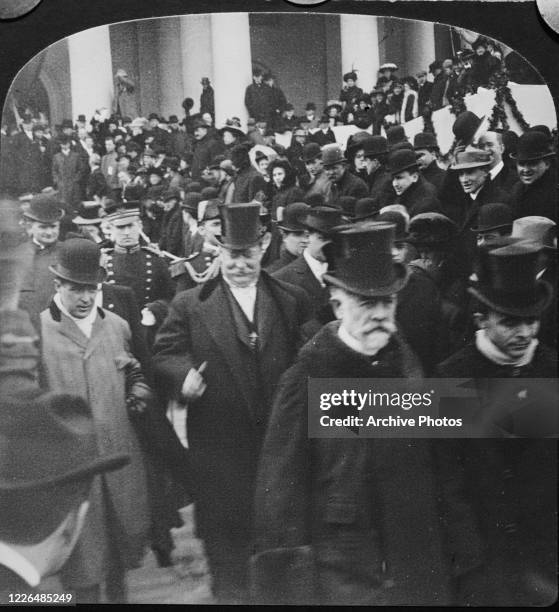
[471,202,513,233]
[386,125,408,147]
[510,131,555,163]
[387,149,419,175]
[77,114,87,123]
[468,243,553,317]
[323,222,408,297]
[0,390,128,491]
[379,63,398,72]
[198,199,222,223]
[103,199,140,223]
[220,203,262,249]
[343,71,358,82]
[378,210,408,242]
[450,148,492,171]
[277,202,312,232]
[512,216,556,251]
[413,132,439,151]
[301,142,322,163]
[23,194,65,223]
[321,144,346,167]
[302,206,345,235]
[49,238,106,285]
[406,213,459,248]
[73,204,102,225]
[452,111,483,146]
[354,197,382,221]
[362,136,389,158]
[219,118,245,140]
[181,192,203,214]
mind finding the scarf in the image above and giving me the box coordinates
[475,328,538,367]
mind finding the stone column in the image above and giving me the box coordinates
[340,15,380,93]
[404,20,436,78]
[179,14,213,115]
[68,25,114,120]
[210,13,252,126]
[157,17,184,119]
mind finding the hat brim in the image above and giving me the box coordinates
[450,160,492,171]
[470,223,512,233]
[219,237,261,250]
[509,151,555,163]
[389,162,419,176]
[73,216,102,225]
[219,127,245,139]
[322,158,346,168]
[467,280,552,318]
[23,209,65,223]
[49,265,106,286]
[302,219,341,235]
[323,263,409,297]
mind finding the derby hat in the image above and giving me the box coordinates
[512,216,556,251]
[406,213,459,248]
[277,202,312,232]
[220,203,263,249]
[181,192,203,214]
[201,187,218,200]
[468,243,553,317]
[302,206,345,234]
[23,194,65,223]
[450,148,492,171]
[305,193,326,209]
[73,204,102,225]
[452,111,483,146]
[321,144,346,167]
[391,141,414,153]
[323,222,408,297]
[49,238,105,285]
[377,210,408,242]
[193,118,209,130]
[198,199,222,223]
[219,118,245,139]
[301,142,322,163]
[148,113,160,122]
[386,125,408,147]
[510,131,555,162]
[470,203,513,233]
[77,114,87,123]
[387,149,419,175]
[363,135,389,158]
[354,197,382,221]
[413,132,439,151]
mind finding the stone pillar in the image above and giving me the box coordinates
[210,13,252,127]
[340,15,380,94]
[179,15,213,115]
[404,21,436,79]
[68,25,113,120]
[157,17,184,119]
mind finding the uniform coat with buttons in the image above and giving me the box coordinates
[152,273,311,600]
[252,321,479,605]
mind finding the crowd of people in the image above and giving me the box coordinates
[0,41,557,607]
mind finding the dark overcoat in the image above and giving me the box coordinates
[421,160,447,196]
[325,169,369,206]
[252,322,482,605]
[232,165,268,203]
[52,150,86,208]
[510,167,557,222]
[387,175,441,217]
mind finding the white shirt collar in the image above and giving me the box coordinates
[0,542,41,587]
[489,160,504,180]
[222,277,257,322]
[469,185,483,200]
[303,249,328,286]
[54,293,98,339]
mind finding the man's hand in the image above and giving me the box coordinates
[181,361,207,401]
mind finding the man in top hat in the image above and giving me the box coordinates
[72,203,106,245]
[102,200,174,310]
[340,71,363,112]
[100,135,119,192]
[253,221,471,605]
[436,242,557,604]
[39,238,152,603]
[509,131,556,222]
[414,132,446,195]
[200,77,215,122]
[322,143,368,207]
[385,149,440,216]
[266,202,310,274]
[191,118,223,181]
[471,202,513,247]
[178,191,204,258]
[152,203,310,603]
[18,194,65,330]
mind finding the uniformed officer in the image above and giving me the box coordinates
[102,200,175,309]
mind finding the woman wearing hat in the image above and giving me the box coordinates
[267,159,305,221]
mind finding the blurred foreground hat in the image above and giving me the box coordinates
[471,203,513,234]
[49,238,105,285]
[23,194,65,223]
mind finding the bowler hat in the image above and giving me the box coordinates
[468,243,553,317]
[0,390,128,491]
[201,77,211,85]
[49,238,106,285]
[323,222,408,297]
[277,202,312,232]
[220,203,262,249]
[23,194,65,223]
[512,216,556,251]
[450,148,492,170]
[413,132,439,151]
[386,125,408,147]
[321,144,346,167]
[387,149,419,175]
[193,118,209,130]
[201,186,218,200]
[198,199,222,223]
[302,207,345,235]
[301,142,322,163]
[305,193,326,208]
[73,204,102,226]
[354,197,381,221]
[77,114,87,123]
[163,187,182,202]
[181,192,203,214]
[452,111,483,146]
[406,213,459,248]
[169,115,179,124]
[362,135,388,158]
[510,131,554,163]
[305,102,316,111]
[471,203,513,233]
[122,184,145,203]
[61,119,73,130]
[343,71,358,82]
[378,210,408,242]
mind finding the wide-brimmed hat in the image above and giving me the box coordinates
[0,390,128,491]
[277,202,312,232]
[181,192,203,214]
[354,197,382,221]
[511,216,556,251]
[450,148,492,171]
[468,243,553,317]
[452,111,483,147]
[23,194,65,223]
[321,144,346,167]
[387,149,419,175]
[73,204,102,226]
[323,222,408,297]
[406,213,459,248]
[219,118,245,140]
[413,132,439,151]
[220,203,262,249]
[510,131,555,163]
[470,203,513,234]
[301,142,322,163]
[49,238,106,285]
[302,206,345,235]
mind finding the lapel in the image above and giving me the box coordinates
[83,313,107,360]
[259,272,298,350]
[49,300,106,357]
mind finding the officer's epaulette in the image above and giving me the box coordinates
[100,246,114,254]
[185,251,201,262]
